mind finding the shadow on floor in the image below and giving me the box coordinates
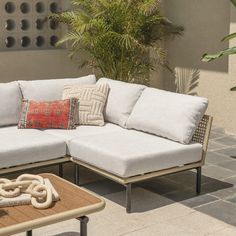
[84,170,233,214]
[3,163,236,227]
[54,232,80,236]
[0,210,8,217]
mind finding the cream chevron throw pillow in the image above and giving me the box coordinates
[63,83,109,126]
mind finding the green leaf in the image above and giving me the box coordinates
[231,0,236,7]
[202,53,222,62]
[202,47,236,62]
[52,0,184,84]
[231,86,236,91]
[222,32,236,42]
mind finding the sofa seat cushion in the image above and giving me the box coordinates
[69,129,203,178]
[44,123,123,154]
[0,126,66,169]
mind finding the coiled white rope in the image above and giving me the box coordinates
[0,174,54,209]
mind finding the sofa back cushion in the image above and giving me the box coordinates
[126,88,208,144]
[0,82,22,127]
[97,78,145,127]
[19,75,96,101]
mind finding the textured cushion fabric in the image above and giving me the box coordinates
[19,75,96,101]
[0,82,22,127]
[44,123,123,154]
[69,129,203,178]
[126,88,208,144]
[18,99,78,130]
[0,126,66,169]
[44,123,123,142]
[63,84,109,126]
[97,78,145,127]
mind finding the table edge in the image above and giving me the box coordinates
[0,173,106,236]
[0,200,105,236]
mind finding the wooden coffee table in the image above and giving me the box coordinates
[0,173,105,236]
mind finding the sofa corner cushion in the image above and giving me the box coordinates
[44,122,124,142]
[0,126,67,169]
[126,88,208,144]
[69,129,203,178]
[19,74,96,101]
[97,78,146,127]
[0,81,22,127]
[44,122,124,154]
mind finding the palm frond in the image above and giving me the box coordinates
[174,67,200,95]
[140,0,160,16]
[221,32,236,42]
[52,0,183,84]
[56,31,81,45]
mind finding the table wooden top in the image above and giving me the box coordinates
[0,174,105,236]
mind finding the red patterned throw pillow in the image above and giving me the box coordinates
[18,99,78,129]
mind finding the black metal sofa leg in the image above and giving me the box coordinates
[126,183,132,213]
[74,163,80,185]
[196,167,202,195]
[59,163,63,178]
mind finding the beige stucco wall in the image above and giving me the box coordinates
[0,49,87,82]
[0,0,235,134]
[163,0,236,134]
[0,0,84,82]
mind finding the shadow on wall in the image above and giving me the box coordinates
[230,4,236,23]
[164,0,230,73]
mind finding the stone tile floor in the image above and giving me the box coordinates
[10,126,236,235]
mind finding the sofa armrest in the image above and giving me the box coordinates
[192,114,213,163]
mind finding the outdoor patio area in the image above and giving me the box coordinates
[8,126,236,236]
[1,1,236,235]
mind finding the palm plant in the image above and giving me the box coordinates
[51,0,183,85]
[202,0,236,91]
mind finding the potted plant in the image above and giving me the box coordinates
[51,0,183,85]
[202,0,236,91]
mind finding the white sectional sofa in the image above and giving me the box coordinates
[0,75,96,173]
[0,75,213,213]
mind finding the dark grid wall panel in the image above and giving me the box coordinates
[0,0,68,51]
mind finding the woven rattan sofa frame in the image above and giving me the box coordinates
[72,115,213,213]
[0,156,71,179]
[0,115,213,213]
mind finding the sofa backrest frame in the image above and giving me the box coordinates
[0,115,213,180]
